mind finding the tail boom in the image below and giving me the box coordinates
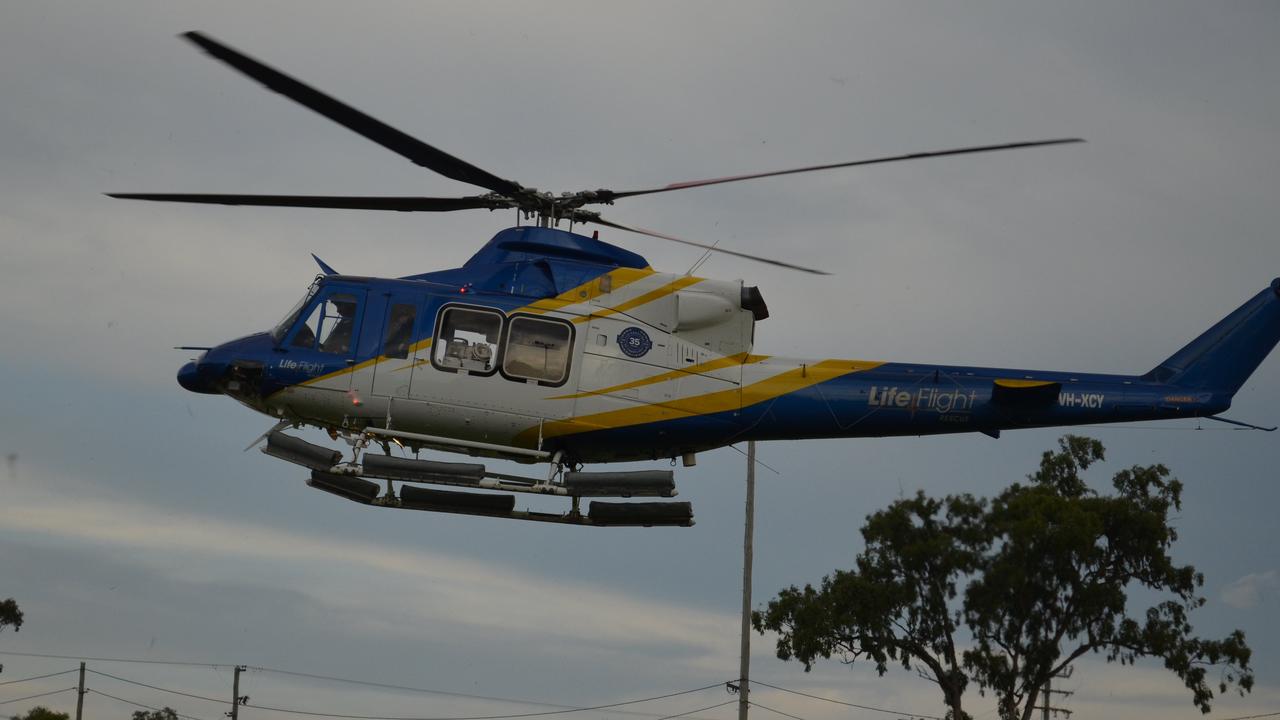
[547,280,1280,462]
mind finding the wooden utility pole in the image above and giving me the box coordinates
[75,662,85,720]
[230,665,245,720]
[737,441,756,720]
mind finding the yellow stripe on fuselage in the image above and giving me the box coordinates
[549,352,770,400]
[571,275,703,325]
[301,338,434,386]
[521,267,656,316]
[521,358,884,443]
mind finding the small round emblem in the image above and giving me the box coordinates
[617,327,652,358]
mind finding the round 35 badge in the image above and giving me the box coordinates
[617,327,652,358]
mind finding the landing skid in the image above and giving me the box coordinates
[263,430,694,527]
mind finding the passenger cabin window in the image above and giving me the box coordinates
[292,293,360,355]
[433,305,502,375]
[502,315,573,386]
[382,303,417,359]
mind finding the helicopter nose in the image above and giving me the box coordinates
[177,359,224,394]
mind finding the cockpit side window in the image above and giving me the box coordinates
[432,305,502,375]
[272,279,320,343]
[291,293,360,355]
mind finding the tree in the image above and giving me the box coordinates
[0,598,21,633]
[11,707,69,720]
[753,492,985,720]
[0,597,21,674]
[755,436,1253,720]
[131,709,179,720]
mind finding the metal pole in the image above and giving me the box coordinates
[75,662,84,720]
[738,441,756,720]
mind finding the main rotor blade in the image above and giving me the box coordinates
[181,31,524,196]
[106,193,511,212]
[605,138,1083,200]
[587,215,830,275]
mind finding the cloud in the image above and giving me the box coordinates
[0,474,738,668]
[1221,570,1280,610]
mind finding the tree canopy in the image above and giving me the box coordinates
[131,708,179,720]
[10,707,69,720]
[0,597,22,674]
[754,436,1253,720]
[0,598,21,633]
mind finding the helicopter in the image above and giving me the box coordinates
[113,32,1280,528]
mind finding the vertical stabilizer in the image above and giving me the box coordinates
[1145,279,1280,393]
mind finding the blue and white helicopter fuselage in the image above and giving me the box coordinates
[181,227,1280,494]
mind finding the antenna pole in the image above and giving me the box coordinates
[738,441,756,720]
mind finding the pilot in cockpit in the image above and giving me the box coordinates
[319,299,358,354]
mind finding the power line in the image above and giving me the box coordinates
[0,669,79,687]
[747,702,808,720]
[94,669,712,720]
[86,669,228,705]
[1214,712,1280,720]
[243,681,729,720]
[1,651,704,719]
[249,664,601,709]
[86,687,212,720]
[655,700,738,720]
[751,680,941,720]
[729,445,780,475]
[0,687,77,706]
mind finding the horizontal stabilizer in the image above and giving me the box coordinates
[990,378,1060,405]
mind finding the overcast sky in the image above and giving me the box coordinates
[3,2,1280,719]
